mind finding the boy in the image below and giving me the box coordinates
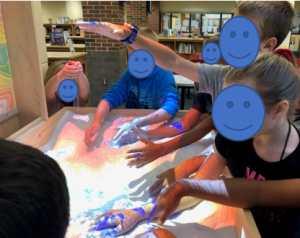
[79,1,294,153]
[126,35,223,168]
[84,27,179,147]
[0,139,69,238]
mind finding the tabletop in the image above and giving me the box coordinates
[174,75,194,87]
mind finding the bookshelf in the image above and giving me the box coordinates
[158,36,205,54]
[44,23,85,44]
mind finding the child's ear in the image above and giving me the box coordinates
[260,37,277,52]
[273,100,289,120]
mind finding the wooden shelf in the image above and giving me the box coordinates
[158,36,205,54]
[44,23,73,27]
[45,35,85,40]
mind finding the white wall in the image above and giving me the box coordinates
[160,1,236,13]
[66,1,83,20]
[41,1,82,23]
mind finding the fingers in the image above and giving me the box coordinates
[127,157,143,166]
[126,148,143,154]
[157,209,169,226]
[113,128,125,141]
[89,213,115,231]
[125,152,142,159]
[137,136,150,144]
[136,161,148,168]
[84,127,98,147]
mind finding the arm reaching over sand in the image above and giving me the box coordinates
[88,197,201,237]
[76,22,199,83]
[126,116,215,168]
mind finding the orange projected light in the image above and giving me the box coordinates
[41,112,236,238]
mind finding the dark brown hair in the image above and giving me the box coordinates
[235,1,295,49]
[225,52,300,119]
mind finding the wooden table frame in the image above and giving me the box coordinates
[7,107,261,238]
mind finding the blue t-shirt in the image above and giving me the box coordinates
[102,66,180,118]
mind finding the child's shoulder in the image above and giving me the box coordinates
[152,66,173,78]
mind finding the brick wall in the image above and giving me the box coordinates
[126,1,160,34]
[148,1,160,34]
[82,1,127,107]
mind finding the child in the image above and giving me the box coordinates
[88,50,300,238]
[77,1,295,161]
[0,139,69,238]
[84,27,179,147]
[126,35,224,168]
[45,60,90,117]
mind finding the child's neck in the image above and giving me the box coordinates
[255,119,290,148]
[253,119,299,162]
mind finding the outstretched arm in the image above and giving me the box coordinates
[76,22,199,83]
[126,115,215,168]
[144,109,202,140]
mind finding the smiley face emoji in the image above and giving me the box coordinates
[202,42,221,65]
[58,79,79,103]
[219,16,260,68]
[127,49,155,79]
[212,85,265,141]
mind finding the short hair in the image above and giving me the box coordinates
[225,52,300,120]
[204,34,220,45]
[45,60,68,85]
[235,1,295,49]
[138,27,159,42]
[0,139,70,238]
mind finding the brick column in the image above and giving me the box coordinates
[82,1,126,107]
[148,1,160,34]
[126,1,160,34]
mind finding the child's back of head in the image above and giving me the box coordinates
[138,27,159,42]
[0,139,70,238]
[225,50,300,120]
[235,1,295,49]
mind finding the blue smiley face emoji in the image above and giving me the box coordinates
[202,42,221,65]
[127,49,155,79]
[212,85,265,141]
[219,16,260,68]
[58,79,79,103]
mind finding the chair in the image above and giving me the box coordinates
[189,53,204,63]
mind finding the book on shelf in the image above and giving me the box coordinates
[178,43,196,53]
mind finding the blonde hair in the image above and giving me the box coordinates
[138,27,158,42]
[225,52,300,119]
[44,60,68,85]
[235,1,295,49]
[204,33,220,45]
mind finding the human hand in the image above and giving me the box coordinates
[113,120,136,142]
[88,208,148,237]
[125,137,165,168]
[148,181,185,226]
[57,60,83,81]
[148,168,177,198]
[84,122,100,147]
[76,21,131,41]
[113,126,149,147]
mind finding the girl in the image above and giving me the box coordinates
[45,60,90,117]
[89,50,300,238]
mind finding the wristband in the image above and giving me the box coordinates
[121,24,139,45]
